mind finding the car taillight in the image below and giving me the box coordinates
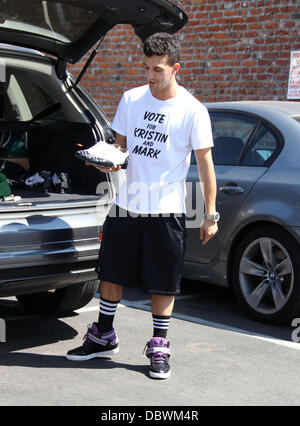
[99,232,103,241]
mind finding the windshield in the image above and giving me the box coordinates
[0,0,98,43]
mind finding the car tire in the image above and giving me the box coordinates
[232,225,300,325]
[16,280,99,315]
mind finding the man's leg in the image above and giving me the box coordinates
[66,205,139,362]
[151,294,174,338]
[101,281,123,301]
[97,281,123,334]
[144,295,174,379]
[152,294,174,316]
[65,281,122,361]
[142,215,186,379]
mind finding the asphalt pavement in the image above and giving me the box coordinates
[1,280,300,407]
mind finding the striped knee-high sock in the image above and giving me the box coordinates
[97,297,120,334]
[152,314,171,339]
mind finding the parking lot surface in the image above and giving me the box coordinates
[1,281,300,406]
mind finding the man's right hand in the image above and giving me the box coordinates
[85,162,121,173]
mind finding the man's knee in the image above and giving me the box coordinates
[100,281,123,301]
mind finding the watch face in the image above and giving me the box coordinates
[205,213,220,222]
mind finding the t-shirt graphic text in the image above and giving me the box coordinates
[132,110,169,159]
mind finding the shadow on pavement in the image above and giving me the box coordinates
[175,279,294,343]
[0,315,77,353]
[0,298,148,377]
[0,351,148,376]
[122,280,294,343]
[0,279,296,356]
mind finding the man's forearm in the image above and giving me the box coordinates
[200,162,217,214]
[194,148,217,214]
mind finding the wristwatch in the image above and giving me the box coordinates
[204,212,220,223]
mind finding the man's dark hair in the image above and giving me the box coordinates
[143,32,181,66]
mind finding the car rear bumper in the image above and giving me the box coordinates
[0,205,104,296]
[0,259,99,297]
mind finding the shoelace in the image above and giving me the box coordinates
[82,324,93,344]
[143,342,169,364]
[152,352,167,364]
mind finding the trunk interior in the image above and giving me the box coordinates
[0,53,112,211]
[0,120,108,208]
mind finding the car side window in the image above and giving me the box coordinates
[242,124,280,166]
[5,71,66,121]
[209,112,258,165]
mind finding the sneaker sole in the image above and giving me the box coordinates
[149,370,171,379]
[75,152,128,169]
[66,347,119,361]
[75,152,115,167]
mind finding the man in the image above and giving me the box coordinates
[66,33,219,379]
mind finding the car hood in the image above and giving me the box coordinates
[0,0,187,63]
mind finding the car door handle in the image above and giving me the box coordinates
[219,185,245,195]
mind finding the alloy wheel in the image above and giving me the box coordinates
[239,237,294,314]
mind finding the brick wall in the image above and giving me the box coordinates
[68,0,300,121]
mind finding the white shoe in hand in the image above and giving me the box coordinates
[75,142,129,168]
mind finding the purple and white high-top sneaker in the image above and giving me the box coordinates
[145,337,171,379]
[66,323,119,361]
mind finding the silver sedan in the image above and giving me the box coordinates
[184,101,300,325]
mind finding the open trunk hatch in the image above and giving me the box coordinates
[0,0,187,63]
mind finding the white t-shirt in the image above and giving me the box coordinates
[111,84,213,214]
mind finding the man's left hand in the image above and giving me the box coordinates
[200,219,218,245]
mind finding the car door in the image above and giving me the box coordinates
[185,110,269,264]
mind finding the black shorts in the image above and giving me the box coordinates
[97,205,186,295]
